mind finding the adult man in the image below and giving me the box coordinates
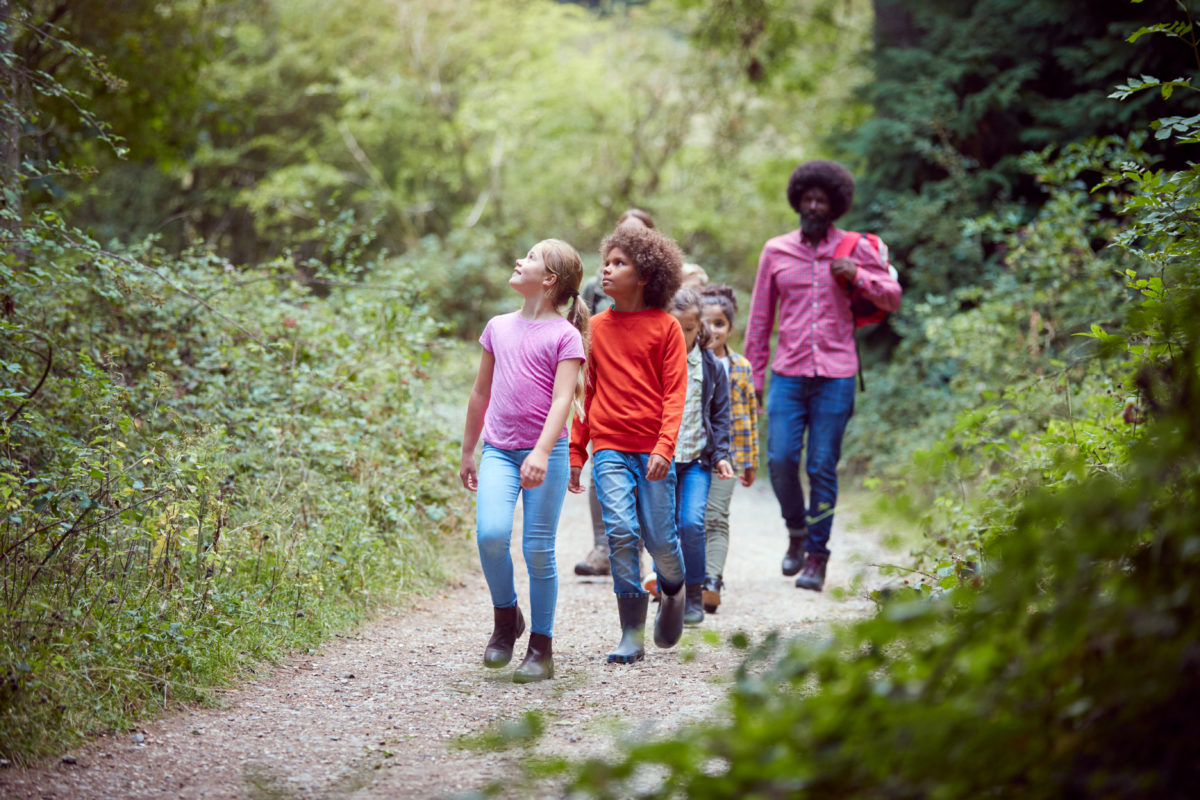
[744,160,902,591]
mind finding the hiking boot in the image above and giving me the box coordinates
[654,579,686,648]
[794,553,829,592]
[683,583,705,626]
[608,595,648,664]
[483,605,525,668]
[574,545,610,576]
[781,537,806,576]
[513,633,554,683]
[702,575,723,614]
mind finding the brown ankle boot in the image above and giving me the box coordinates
[483,605,525,668]
[794,553,829,592]
[574,545,610,576]
[512,633,554,683]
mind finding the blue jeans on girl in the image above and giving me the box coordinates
[592,449,686,597]
[476,439,569,637]
[766,373,856,556]
[675,459,712,585]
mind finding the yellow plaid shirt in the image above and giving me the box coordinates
[725,350,759,472]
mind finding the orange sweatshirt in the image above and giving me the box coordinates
[569,308,687,467]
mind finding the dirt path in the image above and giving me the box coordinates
[1,479,899,799]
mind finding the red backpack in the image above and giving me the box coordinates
[834,231,898,328]
[833,231,898,389]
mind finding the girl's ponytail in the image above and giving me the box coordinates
[540,239,591,419]
[565,291,591,419]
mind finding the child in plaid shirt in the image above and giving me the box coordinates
[699,285,759,613]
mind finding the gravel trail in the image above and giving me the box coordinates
[1,478,900,799]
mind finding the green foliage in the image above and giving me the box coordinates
[844,135,1138,483]
[50,0,872,334]
[844,0,1200,305]
[0,220,471,760]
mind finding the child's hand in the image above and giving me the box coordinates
[715,459,735,480]
[568,465,585,494]
[520,449,548,489]
[460,453,478,491]
[741,465,757,488]
[646,454,670,481]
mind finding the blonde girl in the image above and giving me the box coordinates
[460,239,589,683]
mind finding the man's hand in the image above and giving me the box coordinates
[755,388,765,416]
[646,454,670,481]
[715,459,735,480]
[741,465,757,488]
[568,465,585,494]
[831,256,858,284]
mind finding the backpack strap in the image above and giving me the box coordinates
[834,231,861,260]
[835,232,867,392]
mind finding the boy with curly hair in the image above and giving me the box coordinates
[569,224,689,664]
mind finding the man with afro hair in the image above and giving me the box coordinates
[569,224,690,663]
[745,159,902,592]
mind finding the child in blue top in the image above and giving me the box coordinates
[460,239,588,684]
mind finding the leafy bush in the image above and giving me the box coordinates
[843,135,1140,483]
[0,226,471,760]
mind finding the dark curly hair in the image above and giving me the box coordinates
[600,224,683,310]
[786,160,855,220]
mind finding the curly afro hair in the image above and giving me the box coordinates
[786,160,855,220]
[600,224,683,310]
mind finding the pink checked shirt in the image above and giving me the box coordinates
[745,226,902,391]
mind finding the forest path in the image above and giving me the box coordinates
[2,477,900,799]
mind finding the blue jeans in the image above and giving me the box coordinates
[476,439,569,637]
[675,459,712,585]
[766,373,856,556]
[592,449,685,597]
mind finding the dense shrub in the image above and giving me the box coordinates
[0,229,470,760]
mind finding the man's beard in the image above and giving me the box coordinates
[800,212,829,242]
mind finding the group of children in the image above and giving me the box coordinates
[458,215,758,683]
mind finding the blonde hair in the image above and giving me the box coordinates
[680,262,709,289]
[617,208,655,229]
[538,239,590,419]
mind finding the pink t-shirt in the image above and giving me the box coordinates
[479,311,586,450]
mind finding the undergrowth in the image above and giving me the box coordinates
[0,237,473,761]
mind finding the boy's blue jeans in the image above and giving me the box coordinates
[766,373,856,556]
[675,459,712,585]
[476,439,568,637]
[592,449,685,597]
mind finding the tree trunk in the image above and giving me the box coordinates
[0,0,23,257]
[872,0,920,49]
